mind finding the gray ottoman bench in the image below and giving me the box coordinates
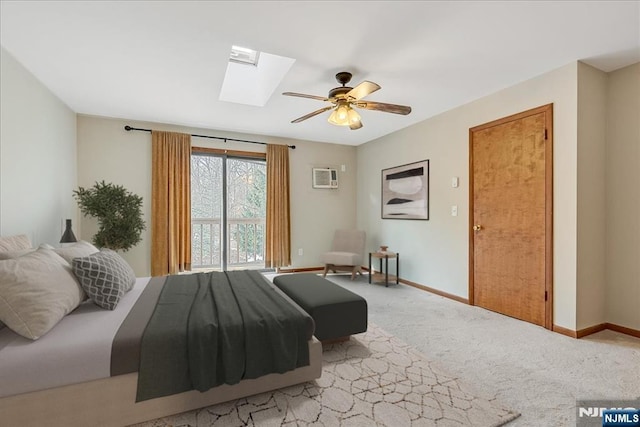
[273,273,367,342]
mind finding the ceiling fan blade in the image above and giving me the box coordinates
[346,81,381,101]
[291,106,334,123]
[282,92,329,102]
[349,120,363,130]
[354,101,412,115]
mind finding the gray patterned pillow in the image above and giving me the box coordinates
[72,249,136,310]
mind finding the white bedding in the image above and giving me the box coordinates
[0,277,150,398]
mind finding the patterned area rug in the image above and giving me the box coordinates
[134,324,519,426]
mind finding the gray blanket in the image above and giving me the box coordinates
[136,270,311,402]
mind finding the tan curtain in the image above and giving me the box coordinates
[151,131,191,276]
[265,144,291,268]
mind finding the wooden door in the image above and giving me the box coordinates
[469,104,553,328]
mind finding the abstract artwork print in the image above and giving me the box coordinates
[381,160,429,220]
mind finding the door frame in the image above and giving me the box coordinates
[191,147,266,271]
[468,104,554,329]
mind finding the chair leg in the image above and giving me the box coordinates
[351,266,357,280]
[323,264,330,277]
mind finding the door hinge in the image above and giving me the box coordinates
[544,129,548,140]
[545,291,548,301]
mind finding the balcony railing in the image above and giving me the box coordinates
[192,218,265,269]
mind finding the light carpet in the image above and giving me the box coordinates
[133,323,519,426]
[319,273,640,426]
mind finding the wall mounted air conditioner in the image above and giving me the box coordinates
[312,168,338,189]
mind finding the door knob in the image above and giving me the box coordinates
[473,224,482,231]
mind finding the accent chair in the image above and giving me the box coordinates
[321,229,366,280]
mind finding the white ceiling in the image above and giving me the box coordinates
[1,1,639,146]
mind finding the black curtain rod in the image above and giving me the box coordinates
[124,125,295,149]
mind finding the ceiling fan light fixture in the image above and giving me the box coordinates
[347,107,361,124]
[328,102,360,127]
[328,103,351,126]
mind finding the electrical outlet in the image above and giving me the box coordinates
[298,248,303,256]
[451,205,458,216]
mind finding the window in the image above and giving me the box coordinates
[191,150,266,270]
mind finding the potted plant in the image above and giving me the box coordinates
[73,181,146,251]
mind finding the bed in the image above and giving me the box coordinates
[0,238,322,427]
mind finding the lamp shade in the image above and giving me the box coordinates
[347,107,361,125]
[328,103,352,126]
[60,219,77,243]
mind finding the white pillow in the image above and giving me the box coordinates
[0,248,84,340]
[0,234,31,252]
[53,240,99,264]
[0,248,35,260]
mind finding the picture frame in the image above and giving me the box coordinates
[381,160,429,220]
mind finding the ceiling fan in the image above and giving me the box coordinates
[283,72,412,130]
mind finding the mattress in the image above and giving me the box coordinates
[0,277,150,398]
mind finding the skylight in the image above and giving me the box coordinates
[219,45,295,107]
[229,45,259,66]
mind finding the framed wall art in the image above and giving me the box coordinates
[381,160,429,220]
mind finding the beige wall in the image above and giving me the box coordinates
[0,47,77,245]
[605,63,640,330]
[287,139,358,268]
[576,62,608,330]
[357,62,580,329]
[77,115,357,276]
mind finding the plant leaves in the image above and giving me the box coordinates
[73,181,146,251]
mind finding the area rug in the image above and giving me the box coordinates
[132,323,519,426]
